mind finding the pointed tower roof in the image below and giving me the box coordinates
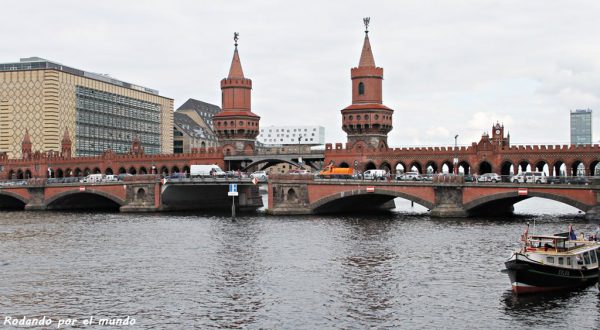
[61,128,71,143]
[228,33,245,79]
[22,129,31,144]
[358,34,376,68]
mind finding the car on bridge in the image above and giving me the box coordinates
[396,172,423,181]
[511,171,547,184]
[250,170,268,181]
[363,169,387,180]
[477,173,501,183]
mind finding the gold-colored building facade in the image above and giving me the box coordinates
[0,64,173,158]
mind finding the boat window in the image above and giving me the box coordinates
[567,257,571,266]
[558,257,564,265]
[546,256,554,264]
[583,252,591,265]
[591,250,598,264]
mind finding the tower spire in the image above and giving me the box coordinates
[228,32,244,79]
[358,17,376,67]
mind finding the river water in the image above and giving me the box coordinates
[1,197,599,329]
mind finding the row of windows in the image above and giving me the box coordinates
[77,99,160,123]
[77,86,161,111]
[215,120,257,127]
[76,126,160,145]
[77,137,160,156]
[262,138,315,143]
[78,110,160,132]
[260,132,316,138]
[344,114,390,121]
[260,128,317,133]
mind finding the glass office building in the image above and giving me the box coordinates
[570,109,592,145]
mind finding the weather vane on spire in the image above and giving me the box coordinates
[234,32,239,47]
[363,17,370,34]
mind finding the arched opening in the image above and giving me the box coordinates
[364,162,376,171]
[0,193,26,210]
[358,82,365,95]
[160,166,169,176]
[118,167,127,174]
[500,161,514,177]
[590,161,600,177]
[379,162,391,172]
[7,169,15,179]
[425,161,438,174]
[441,161,454,174]
[571,160,585,176]
[458,161,470,175]
[128,167,137,175]
[64,168,72,177]
[410,162,422,174]
[105,168,113,175]
[55,168,64,178]
[479,161,492,175]
[466,192,588,217]
[16,169,23,179]
[339,162,350,168]
[25,170,31,179]
[46,192,122,211]
[201,141,206,148]
[534,160,548,174]
[83,168,91,176]
[136,188,146,201]
[395,162,406,175]
[139,167,148,175]
[518,161,530,173]
[182,166,190,176]
[171,166,180,174]
[287,188,297,203]
[93,167,101,174]
[74,168,82,177]
[552,161,566,177]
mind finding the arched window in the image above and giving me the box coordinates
[358,82,365,95]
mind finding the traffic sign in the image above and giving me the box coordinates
[228,183,239,196]
[252,177,259,185]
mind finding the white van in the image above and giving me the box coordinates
[511,171,547,184]
[80,174,104,183]
[103,174,119,182]
[190,164,226,178]
[363,169,387,180]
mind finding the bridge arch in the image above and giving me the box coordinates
[409,161,423,174]
[129,167,137,175]
[379,162,391,172]
[339,162,350,168]
[500,160,514,176]
[394,162,406,174]
[242,159,302,172]
[139,166,148,175]
[590,160,600,176]
[74,168,82,177]
[552,160,566,176]
[364,161,376,171]
[0,191,27,209]
[517,160,530,173]
[464,191,592,215]
[46,190,124,210]
[571,160,585,176]
[458,161,471,175]
[311,188,435,214]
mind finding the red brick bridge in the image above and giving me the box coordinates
[267,175,600,220]
[0,177,262,212]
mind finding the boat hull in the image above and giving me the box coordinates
[505,254,598,294]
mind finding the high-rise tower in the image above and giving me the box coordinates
[213,33,260,155]
[341,18,393,150]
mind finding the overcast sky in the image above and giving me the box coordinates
[3,0,600,147]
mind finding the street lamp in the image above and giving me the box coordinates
[453,134,459,175]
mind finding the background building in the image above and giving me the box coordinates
[173,112,218,153]
[570,109,592,145]
[258,125,325,145]
[176,98,221,129]
[0,57,173,158]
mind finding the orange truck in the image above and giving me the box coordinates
[317,165,354,179]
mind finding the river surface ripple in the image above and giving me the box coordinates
[1,198,599,329]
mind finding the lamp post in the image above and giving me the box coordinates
[453,134,459,175]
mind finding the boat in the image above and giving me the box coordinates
[504,224,600,294]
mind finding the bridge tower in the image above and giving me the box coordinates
[341,18,394,150]
[61,128,72,158]
[213,32,260,156]
[21,129,32,159]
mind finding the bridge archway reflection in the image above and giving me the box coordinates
[465,192,589,216]
[311,189,434,214]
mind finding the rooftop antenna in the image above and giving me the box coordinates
[233,32,239,48]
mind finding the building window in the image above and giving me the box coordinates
[358,82,365,95]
